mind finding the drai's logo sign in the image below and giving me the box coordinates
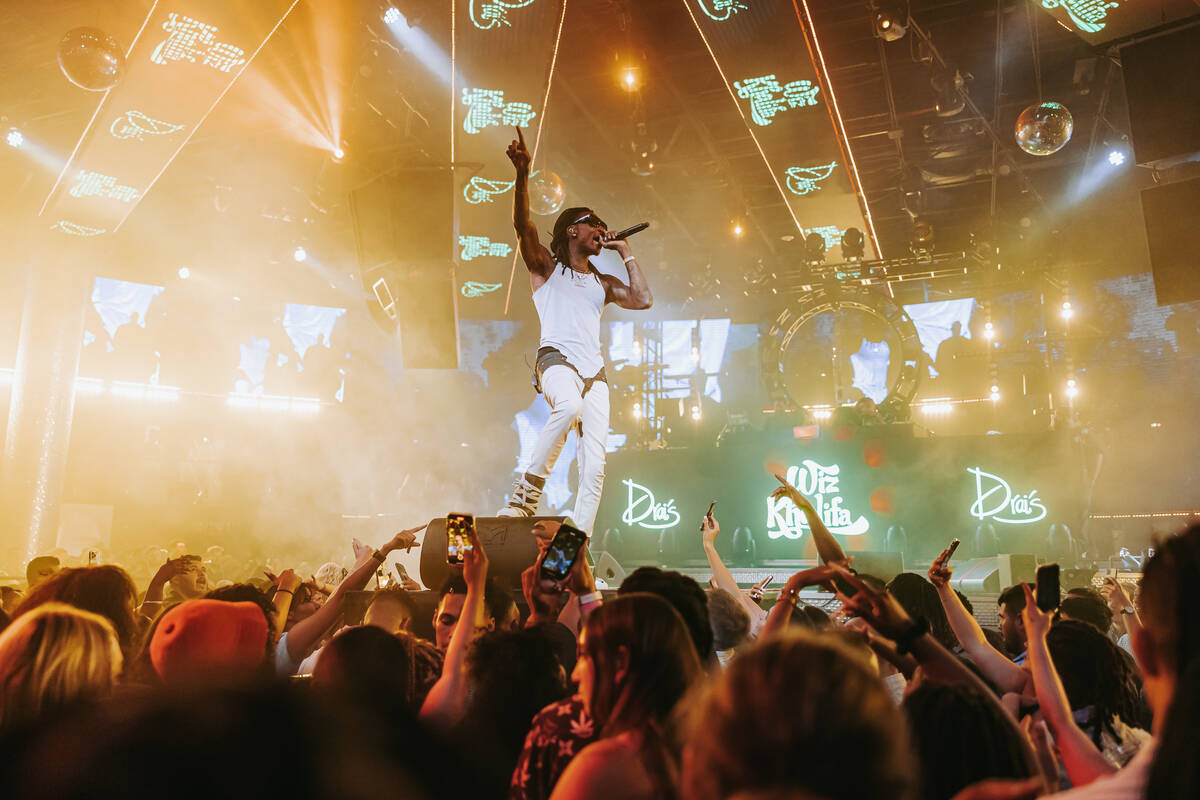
[968,467,1047,525]
[767,461,869,540]
[621,479,681,530]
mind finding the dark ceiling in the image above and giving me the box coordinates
[0,0,1187,319]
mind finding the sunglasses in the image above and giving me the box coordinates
[572,212,607,231]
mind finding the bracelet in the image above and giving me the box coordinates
[623,255,637,264]
[893,617,930,655]
[371,549,387,562]
[578,591,603,607]
[274,589,294,596]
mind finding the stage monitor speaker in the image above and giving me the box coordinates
[349,167,458,369]
[1142,176,1200,305]
[419,516,566,591]
[594,551,628,589]
[1122,26,1200,167]
[950,554,1038,594]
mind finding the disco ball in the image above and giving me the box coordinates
[58,27,125,91]
[1015,100,1073,157]
[528,170,565,216]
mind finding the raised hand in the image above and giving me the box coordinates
[385,523,427,554]
[1100,576,1133,614]
[770,472,814,512]
[462,524,488,590]
[928,546,955,588]
[275,568,302,594]
[506,126,531,173]
[700,510,720,549]
[1020,582,1054,642]
[781,561,845,596]
[831,564,914,641]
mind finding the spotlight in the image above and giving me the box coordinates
[178,266,190,279]
[1061,301,1073,320]
[840,227,866,259]
[990,384,999,394]
[733,222,744,238]
[620,66,641,92]
[1107,150,1126,167]
[910,218,934,255]
[691,405,702,421]
[632,401,642,419]
[871,0,909,42]
[293,246,307,262]
[383,7,402,25]
[1065,380,1079,398]
[990,390,1000,401]
[983,321,995,340]
[803,231,826,263]
[332,145,345,162]
[5,128,23,148]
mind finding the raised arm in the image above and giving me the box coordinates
[598,236,652,310]
[771,473,847,565]
[701,511,764,624]
[929,546,1028,694]
[507,127,553,281]
[283,524,426,663]
[761,563,840,637]
[422,525,488,726]
[1020,583,1117,787]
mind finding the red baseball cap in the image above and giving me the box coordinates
[150,599,269,685]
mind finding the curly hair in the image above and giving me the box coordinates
[1046,619,1148,744]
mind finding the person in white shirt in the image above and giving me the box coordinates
[496,127,653,533]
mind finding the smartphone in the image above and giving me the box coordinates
[445,513,475,565]
[749,575,774,604]
[706,501,717,518]
[1036,563,1060,613]
[945,538,961,561]
[540,523,589,582]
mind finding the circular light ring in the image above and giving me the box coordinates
[761,285,924,410]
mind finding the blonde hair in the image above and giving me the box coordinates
[0,602,123,728]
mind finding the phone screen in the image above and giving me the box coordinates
[446,513,475,565]
[540,524,589,582]
[1036,564,1060,613]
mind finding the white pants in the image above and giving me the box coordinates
[528,364,609,534]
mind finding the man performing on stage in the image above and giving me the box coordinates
[496,128,653,533]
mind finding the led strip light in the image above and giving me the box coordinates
[679,0,805,236]
[792,0,883,259]
[502,0,570,314]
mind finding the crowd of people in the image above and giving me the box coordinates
[0,475,1194,800]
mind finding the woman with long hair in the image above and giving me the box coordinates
[0,602,123,729]
[550,593,702,800]
[13,565,139,662]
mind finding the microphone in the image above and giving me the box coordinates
[609,222,649,240]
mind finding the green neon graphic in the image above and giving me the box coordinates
[51,220,106,236]
[968,467,1048,524]
[462,281,504,297]
[733,74,820,127]
[470,0,538,30]
[69,170,141,204]
[803,225,845,250]
[461,88,537,135]
[111,110,186,142]
[768,461,869,539]
[786,161,838,195]
[1041,0,1120,34]
[698,0,748,21]
[464,176,516,204]
[459,235,513,260]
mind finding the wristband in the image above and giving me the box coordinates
[893,617,929,655]
[274,589,294,596]
[623,255,637,264]
[578,591,603,607]
[371,549,387,562]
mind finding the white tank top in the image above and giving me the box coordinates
[533,262,606,377]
